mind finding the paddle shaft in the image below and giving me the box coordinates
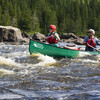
[87,43,100,51]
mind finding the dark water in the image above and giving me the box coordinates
[0,44,100,100]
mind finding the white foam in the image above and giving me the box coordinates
[0,93,23,99]
[78,51,91,57]
[0,56,17,67]
[83,59,99,63]
[5,51,29,58]
[73,58,99,63]
[31,53,56,66]
[95,54,100,61]
[0,69,14,76]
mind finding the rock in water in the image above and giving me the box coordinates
[32,32,46,42]
[0,26,29,43]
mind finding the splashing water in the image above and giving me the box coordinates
[72,58,100,64]
[78,51,91,57]
[0,44,100,99]
[31,53,56,66]
[0,56,17,67]
[95,55,100,61]
[0,69,14,76]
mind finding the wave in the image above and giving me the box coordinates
[78,51,91,57]
[31,53,56,66]
[0,56,17,67]
[95,55,100,61]
[0,68,14,77]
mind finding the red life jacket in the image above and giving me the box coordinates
[47,33,58,44]
[86,37,96,48]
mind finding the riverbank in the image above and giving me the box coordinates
[0,26,99,45]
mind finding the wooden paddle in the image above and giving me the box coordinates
[87,43,100,52]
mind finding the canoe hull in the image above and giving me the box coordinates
[29,40,100,58]
[29,40,79,58]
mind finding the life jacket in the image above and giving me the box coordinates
[86,37,96,48]
[47,33,58,44]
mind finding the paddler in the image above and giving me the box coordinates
[46,25,60,46]
[83,29,100,51]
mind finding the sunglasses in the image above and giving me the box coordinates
[87,32,92,33]
[49,28,52,30]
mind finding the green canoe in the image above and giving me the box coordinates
[29,39,100,58]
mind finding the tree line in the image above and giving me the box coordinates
[0,0,100,37]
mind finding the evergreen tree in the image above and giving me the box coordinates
[0,5,2,24]
[18,8,32,31]
[1,10,11,26]
[0,0,100,37]
[32,11,41,32]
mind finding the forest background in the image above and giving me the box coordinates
[0,0,100,37]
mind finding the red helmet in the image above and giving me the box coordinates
[49,25,56,32]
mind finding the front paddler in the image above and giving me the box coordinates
[47,25,60,46]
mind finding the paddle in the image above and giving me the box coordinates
[87,43,100,52]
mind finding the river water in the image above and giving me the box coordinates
[0,43,100,100]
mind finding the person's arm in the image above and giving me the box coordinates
[98,41,100,45]
[96,39,100,45]
[45,33,50,41]
[54,34,60,41]
[83,37,88,45]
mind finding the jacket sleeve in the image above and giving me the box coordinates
[95,38,100,45]
[97,40,100,45]
[84,37,88,42]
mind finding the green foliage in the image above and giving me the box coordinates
[18,8,32,31]
[28,31,36,35]
[0,0,100,37]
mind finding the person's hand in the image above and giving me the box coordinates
[83,42,87,45]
